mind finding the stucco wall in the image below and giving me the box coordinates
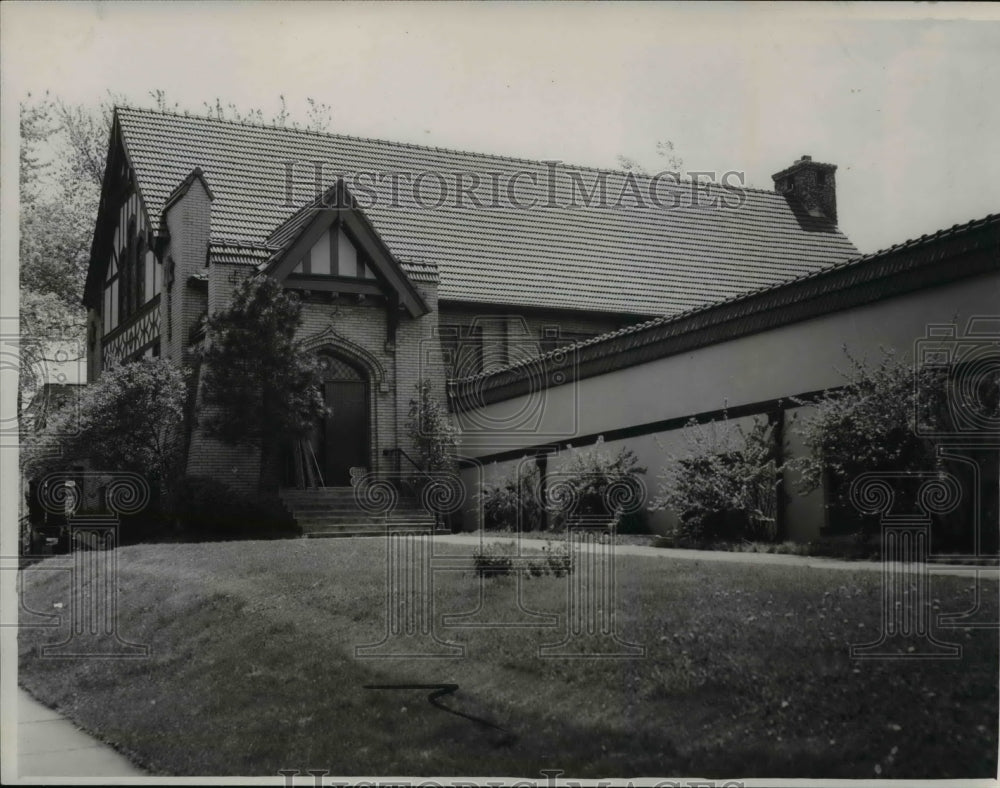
[456,270,1000,540]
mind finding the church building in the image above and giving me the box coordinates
[82,108,855,492]
[81,107,997,540]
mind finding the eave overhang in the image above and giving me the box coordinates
[261,180,429,319]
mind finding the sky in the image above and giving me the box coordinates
[2,1,999,259]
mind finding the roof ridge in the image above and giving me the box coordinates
[819,212,1000,274]
[452,211,1000,384]
[114,105,780,196]
[209,237,279,250]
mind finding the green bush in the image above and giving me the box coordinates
[172,475,297,537]
[200,276,328,491]
[550,438,648,533]
[651,416,780,546]
[407,379,460,473]
[479,461,545,531]
[791,347,998,551]
[794,349,945,509]
[21,358,187,506]
[472,542,515,578]
[537,539,572,577]
[472,539,573,579]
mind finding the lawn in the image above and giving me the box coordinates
[18,537,999,779]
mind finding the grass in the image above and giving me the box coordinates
[18,538,998,779]
[658,537,881,559]
[476,526,661,547]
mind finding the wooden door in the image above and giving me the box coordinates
[320,361,369,485]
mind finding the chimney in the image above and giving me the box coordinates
[771,154,838,224]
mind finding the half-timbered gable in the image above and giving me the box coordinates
[83,117,163,378]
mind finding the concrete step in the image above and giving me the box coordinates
[281,494,360,503]
[279,487,436,536]
[303,525,436,538]
[295,517,436,529]
[302,521,432,531]
[283,501,423,513]
[290,508,431,519]
[280,492,360,500]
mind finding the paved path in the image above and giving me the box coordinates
[433,533,1000,580]
[16,688,145,778]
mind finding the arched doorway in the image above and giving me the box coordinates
[311,352,371,486]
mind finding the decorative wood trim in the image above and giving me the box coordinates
[265,179,429,318]
[84,113,158,310]
[101,293,160,345]
[284,275,382,296]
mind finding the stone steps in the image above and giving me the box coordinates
[280,486,438,539]
[281,500,422,512]
[294,513,436,526]
[303,523,434,538]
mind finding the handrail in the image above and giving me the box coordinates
[382,448,442,531]
[305,440,325,488]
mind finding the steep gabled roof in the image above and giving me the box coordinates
[162,166,215,213]
[261,180,429,318]
[115,107,859,317]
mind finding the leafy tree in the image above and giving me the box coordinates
[616,139,684,175]
[18,91,339,423]
[406,379,460,472]
[18,94,105,418]
[199,276,327,488]
[201,95,331,131]
[21,358,188,504]
[651,416,781,544]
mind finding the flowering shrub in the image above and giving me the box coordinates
[650,416,780,544]
[532,539,573,577]
[796,350,936,495]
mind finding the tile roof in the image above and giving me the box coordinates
[208,241,272,267]
[400,260,439,284]
[453,212,1000,399]
[117,107,859,317]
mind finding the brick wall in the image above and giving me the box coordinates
[394,279,446,463]
[162,178,212,366]
[294,275,443,477]
[183,266,267,491]
[172,251,443,490]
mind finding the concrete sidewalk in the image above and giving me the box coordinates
[16,688,145,778]
[433,533,1000,580]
